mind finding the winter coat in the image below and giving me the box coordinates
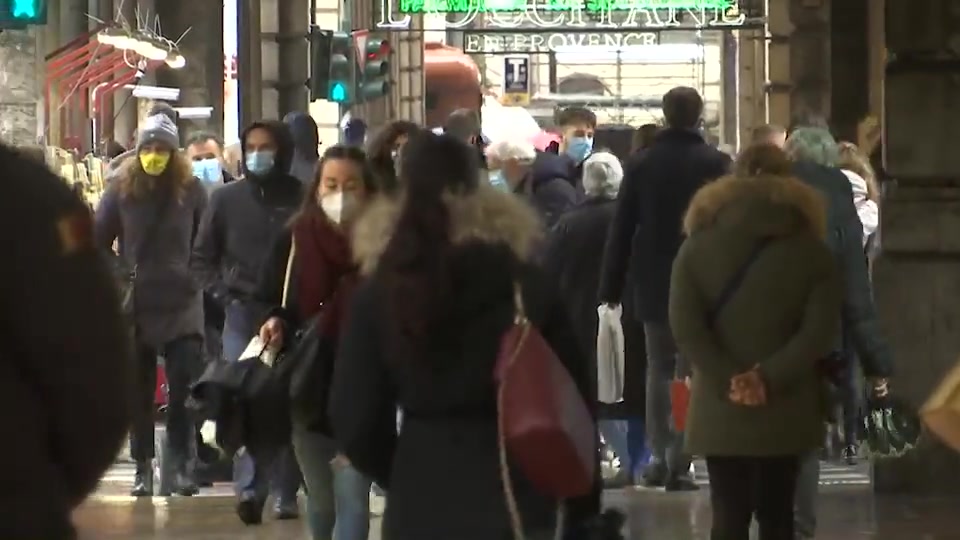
[329,186,600,540]
[841,169,879,244]
[518,151,580,228]
[792,161,893,378]
[598,128,731,323]
[669,173,841,457]
[284,112,321,185]
[94,155,207,346]
[191,121,303,312]
[543,196,646,418]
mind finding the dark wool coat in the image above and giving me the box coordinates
[669,173,841,456]
[94,156,207,346]
[329,186,601,540]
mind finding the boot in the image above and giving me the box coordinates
[130,461,153,497]
[172,471,199,497]
[172,430,199,496]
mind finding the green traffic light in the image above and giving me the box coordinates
[12,0,38,18]
[329,81,348,103]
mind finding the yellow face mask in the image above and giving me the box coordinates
[139,151,171,176]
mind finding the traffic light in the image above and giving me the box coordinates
[357,36,390,102]
[308,27,353,103]
[0,0,47,27]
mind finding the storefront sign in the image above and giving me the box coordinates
[464,31,658,53]
[377,0,747,30]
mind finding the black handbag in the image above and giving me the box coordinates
[116,193,171,318]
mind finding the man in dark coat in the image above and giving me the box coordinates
[191,120,303,523]
[784,126,893,540]
[283,111,320,185]
[598,86,731,491]
[0,144,133,538]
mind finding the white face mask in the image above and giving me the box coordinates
[320,191,356,224]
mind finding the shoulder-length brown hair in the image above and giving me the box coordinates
[838,142,879,201]
[115,151,195,201]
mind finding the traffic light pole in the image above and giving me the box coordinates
[277,0,309,116]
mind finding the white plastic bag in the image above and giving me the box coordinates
[596,304,625,404]
[239,335,278,367]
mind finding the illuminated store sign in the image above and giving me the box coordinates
[378,0,745,29]
[463,31,658,53]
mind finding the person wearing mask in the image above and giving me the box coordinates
[542,152,647,489]
[543,106,597,185]
[785,126,893,540]
[0,144,133,538]
[191,120,303,523]
[186,132,235,193]
[284,111,321,185]
[487,137,578,228]
[366,120,421,194]
[598,86,731,492]
[106,102,179,179]
[94,113,207,497]
[329,131,600,539]
[255,145,376,540]
[670,143,840,540]
[752,124,788,148]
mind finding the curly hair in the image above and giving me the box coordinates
[115,151,194,202]
[838,141,880,202]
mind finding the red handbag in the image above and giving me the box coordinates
[495,283,596,538]
[670,379,690,432]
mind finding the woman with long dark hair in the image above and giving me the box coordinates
[329,132,600,539]
[254,145,377,540]
[365,120,420,194]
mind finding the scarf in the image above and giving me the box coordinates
[291,211,358,337]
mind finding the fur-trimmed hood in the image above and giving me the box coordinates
[683,174,827,239]
[352,184,543,275]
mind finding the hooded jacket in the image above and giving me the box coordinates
[670,173,840,456]
[191,120,303,307]
[518,150,580,228]
[329,185,600,540]
[284,112,320,185]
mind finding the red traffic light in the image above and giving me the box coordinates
[367,39,390,60]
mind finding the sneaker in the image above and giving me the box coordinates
[273,497,300,520]
[638,460,668,488]
[842,444,858,465]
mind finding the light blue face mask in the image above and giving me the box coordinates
[245,150,275,176]
[488,170,510,192]
[192,158,222,184]
[565,136,594,163]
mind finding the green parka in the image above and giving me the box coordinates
[669,173,841,456]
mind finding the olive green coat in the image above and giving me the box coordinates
[669,174,841,457]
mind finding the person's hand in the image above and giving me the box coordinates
[330,454,351,468]
[259,317,284,349]
[729,367,767,406]
[870,377,890,398]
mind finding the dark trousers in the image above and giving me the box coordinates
[705,455,800,540]
[642,321,690,476]
[130,335,203,467]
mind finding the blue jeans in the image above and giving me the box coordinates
[224,299,301,501]
[292,429,371,540]
[627,418,651,478]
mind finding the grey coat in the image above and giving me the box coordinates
[94,158,208,346]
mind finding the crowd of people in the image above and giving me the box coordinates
[1,85,895,539]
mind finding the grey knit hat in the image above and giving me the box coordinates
[138,113,180,151]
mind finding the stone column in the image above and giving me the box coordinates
[870,0,960,496]
[277,0,310,117]
[61,0,90,149]
[767,0,831,128]
[737,27,766,143]
[0,29,42,146]
[828,0,868,142]
[156,0,225,140]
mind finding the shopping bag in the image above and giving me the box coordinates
[671,379,690,432]
[596,304,625,404]
[921,360,960,452]
[860,394,922,457]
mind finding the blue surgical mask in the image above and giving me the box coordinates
[565,136,594,163]
[245,150,275,175]
[488,170,510,192]
[192,158,222,184]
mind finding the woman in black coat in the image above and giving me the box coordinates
[542,152,647,488]
[329,132,601,540]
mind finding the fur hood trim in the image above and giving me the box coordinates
[683,174,827,239]
[352,185,543,275]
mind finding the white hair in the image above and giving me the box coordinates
[485,138,537,164]
[582,152,623,198]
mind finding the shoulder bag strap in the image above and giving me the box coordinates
[706,236,773,328]
[281,239,297,309]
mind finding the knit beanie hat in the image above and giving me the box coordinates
[138,113,180,151]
